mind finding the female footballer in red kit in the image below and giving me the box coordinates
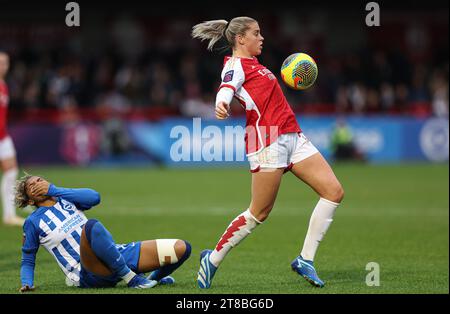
[192,17,344,289]
[0,51,24,226]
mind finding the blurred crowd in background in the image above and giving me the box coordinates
[1,3,448,122]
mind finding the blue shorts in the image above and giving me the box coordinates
[79,241,142,288]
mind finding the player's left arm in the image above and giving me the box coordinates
[20,219,39,292]
[47,184,101,210]
[30,180,101,210]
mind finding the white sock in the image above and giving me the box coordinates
[121,270,137,283]
[1,168,18,221]
[209,209,262,267]
[300,197,339,261]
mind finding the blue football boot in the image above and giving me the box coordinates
[127,274,158,289]
[197,249,217,289]
[147,271,176,285]
[291,255,325,288]
[158,276,175,285]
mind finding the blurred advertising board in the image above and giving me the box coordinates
[10,116,449,166]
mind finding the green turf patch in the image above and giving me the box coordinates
[1,163,448,293]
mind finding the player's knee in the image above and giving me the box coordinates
[335,183,345,203]
[2,166,18,177]
[0,159,18,172]
[326,183,344,203]
[84,219,99,246]
[175,240,191,263]
[174,240,184,260]
[157,239,191,266]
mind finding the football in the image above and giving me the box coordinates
[280,53,318,90]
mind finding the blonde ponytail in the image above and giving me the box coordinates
[191,20,228,51]
[192,17,257,51]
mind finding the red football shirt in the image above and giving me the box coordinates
[219,56,301,155]
[0,80,9,140]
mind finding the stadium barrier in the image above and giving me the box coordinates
[10,116,449,166]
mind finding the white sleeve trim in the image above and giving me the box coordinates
[215,86,234,107]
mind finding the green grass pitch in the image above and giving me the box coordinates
[0,163,448,294]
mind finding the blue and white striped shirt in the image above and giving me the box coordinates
[21,185,101,287]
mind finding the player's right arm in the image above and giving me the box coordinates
[29,179,101,211]
[215,58,245,120]
[20,219,39,292]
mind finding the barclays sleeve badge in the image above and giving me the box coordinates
[223,70,234,83]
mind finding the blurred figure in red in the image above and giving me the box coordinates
[0,51,24,226]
